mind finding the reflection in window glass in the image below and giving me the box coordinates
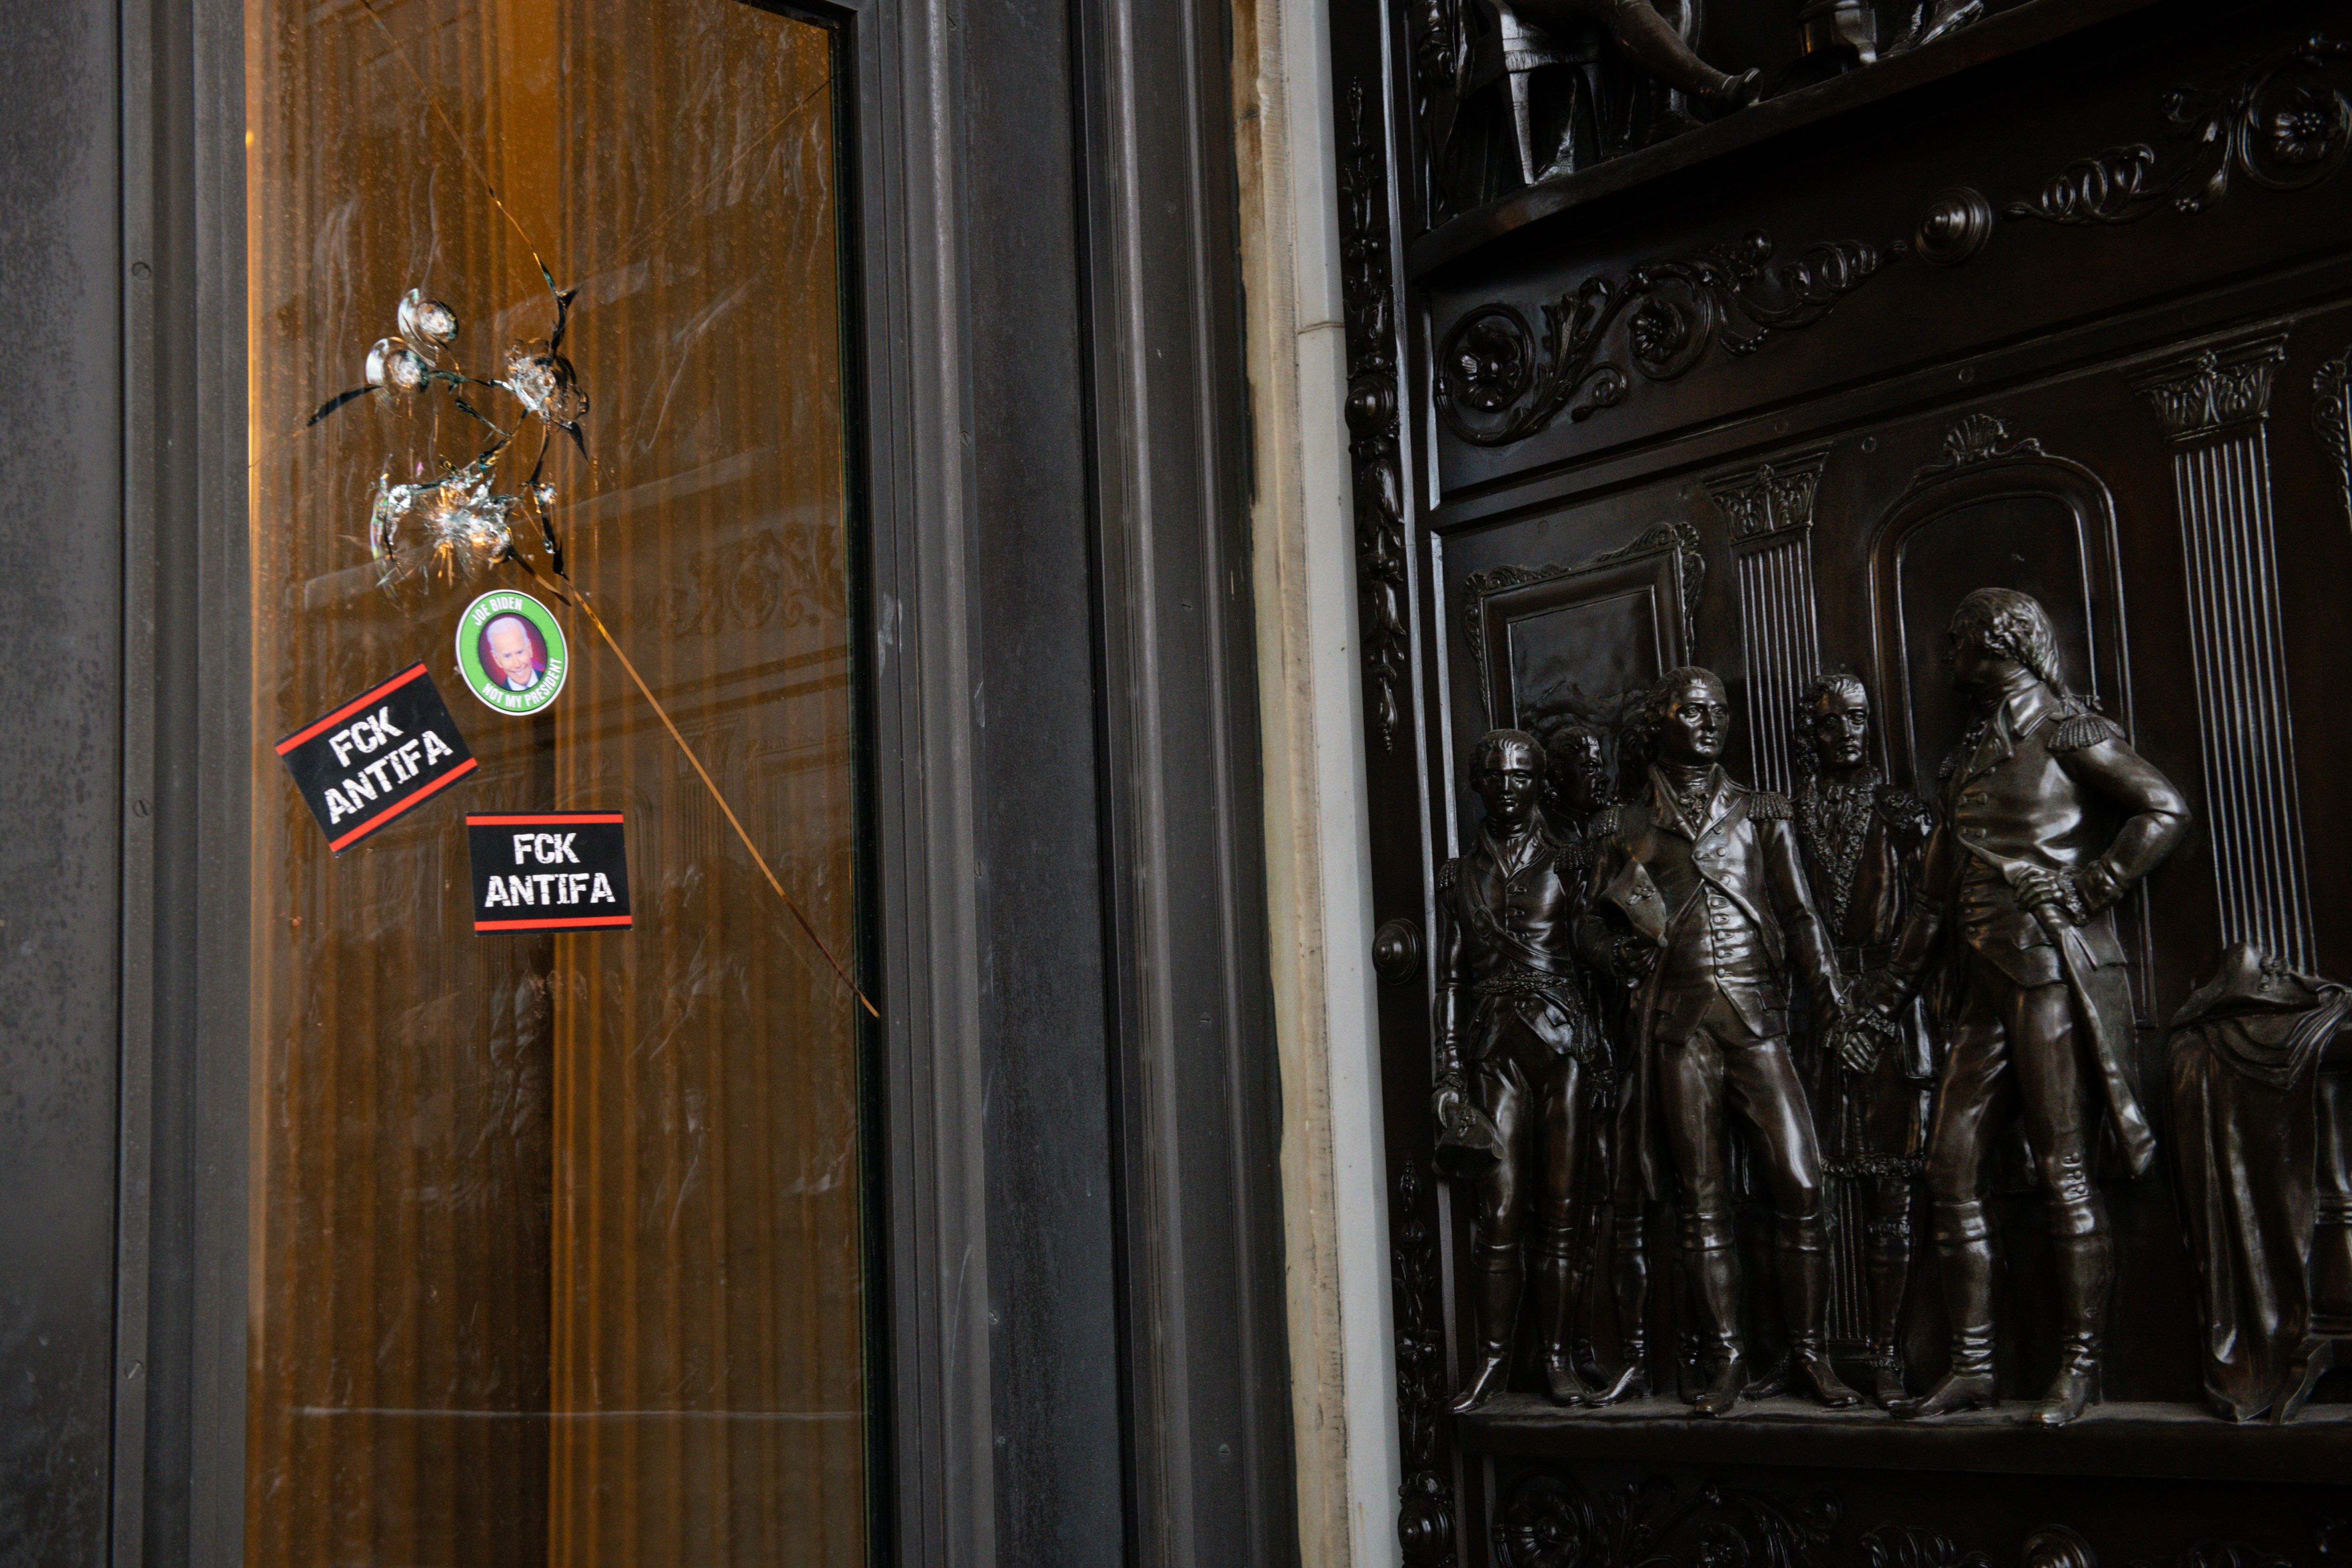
[245,2,867,1561]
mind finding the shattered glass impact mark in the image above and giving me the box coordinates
[369,456,521,600]
[365,336,432,393]
[397,288,459,353]
[313,279,587,599]
[502,339,590,427]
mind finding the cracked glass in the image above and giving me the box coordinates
[244,1,868,1561]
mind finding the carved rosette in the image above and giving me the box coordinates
[2007,36,2352,227]
[1340,81,1411,751]
[1435,231,1899,446]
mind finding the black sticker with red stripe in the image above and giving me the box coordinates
[465,813,633,933]
[276,663,478,853]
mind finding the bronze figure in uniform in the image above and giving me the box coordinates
[1858,589,2190,1425]
[1433,730,1607,1410]
[1536,718,1649,1404]
[1790,673,1936,1406]
[1586,669,1862,1415]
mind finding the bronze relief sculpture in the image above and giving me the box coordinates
[1790,673,1935,1407]
[1857,589,2190,1425]
[1433,731,1608,1410]
[2166,942,2352,1423]
[1584,669,1861,1414]
[1538,719,1650,1405]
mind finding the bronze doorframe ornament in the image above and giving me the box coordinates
[1711,444,1830,796]
[2311,341,2352,530]
[1488,1467,2324,1568]
[1393,1159,1461,1568]
[2127,332,2315,969]
[1341,80,1415,752]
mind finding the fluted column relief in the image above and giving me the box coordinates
[1709,446,1830,795]
[2129,334,2314,968]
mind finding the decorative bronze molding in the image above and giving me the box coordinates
[2006,36,2352,228]
[1923,411,2046,473]
[1392,1159,1458,1568]
[2127,335,2289,445]
[1480,1483,2318,1568]
[1434,232,1897,445]
[2314,343,2352,528]
[1705,443,1830,542]
[1865,1523,1993,1568]
[1340,81,1412,751]
[2128,1543,2293,1568]
[2024,1527,2100,1568]
[1492,1471,1839,1568]
[1460,521,1705,700]
[1913,186,1996,267]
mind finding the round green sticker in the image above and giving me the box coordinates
[456,589,569,716]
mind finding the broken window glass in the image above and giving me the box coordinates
[244,2,869,1563]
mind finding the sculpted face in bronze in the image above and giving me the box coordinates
[1544,726,1611,822]
[1655,672,1730,765]
[1472,732,1544,831]
[1808,679,1870,772]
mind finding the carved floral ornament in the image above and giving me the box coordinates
[1339,80,1413,752]
[1435,233,1893,445]
[2311,344,2352,527]
[1487,1471,2328,1568]
[1431,37,2350,447]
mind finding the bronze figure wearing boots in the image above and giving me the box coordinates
[1538,718,1651,1405]
[1859,590,2189,1426]
[1791,672,1936,1407]
[1433,730,1608,1412]
[1583,669,1861,1416]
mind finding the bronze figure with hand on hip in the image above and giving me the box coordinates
[1856,589,2188,1427]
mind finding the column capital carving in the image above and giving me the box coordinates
[1705,443,1831,543]
[2126,333,2290,445]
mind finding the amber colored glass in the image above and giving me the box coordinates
[243,2,865,1561]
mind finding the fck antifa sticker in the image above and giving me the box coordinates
[456,588,570,716]
[276,663,478,853]
[465,813,632,932]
